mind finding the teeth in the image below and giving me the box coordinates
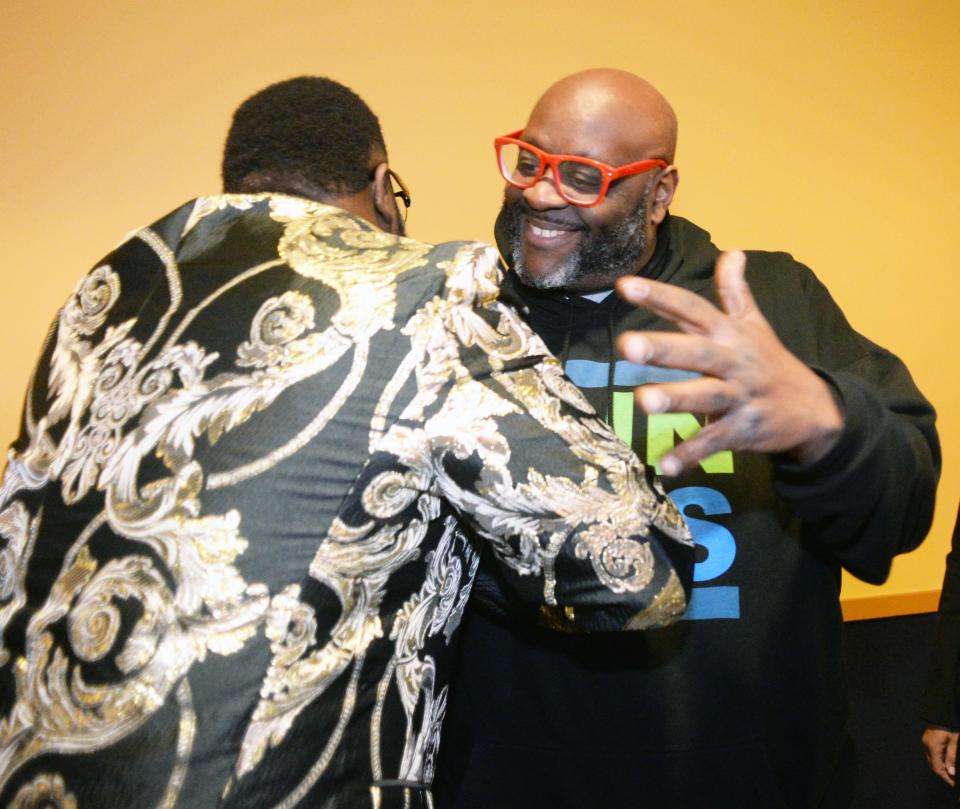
[530,224,566,239]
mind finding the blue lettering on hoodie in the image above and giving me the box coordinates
[565,359,740,621]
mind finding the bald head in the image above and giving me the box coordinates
[529,69,677,164]
[497,69,680,292]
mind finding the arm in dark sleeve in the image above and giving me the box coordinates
[761,258,940,583]
[924,501,960,729]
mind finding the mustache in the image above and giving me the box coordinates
[505,198,583,231]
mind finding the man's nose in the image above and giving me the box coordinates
[522,169,568,210]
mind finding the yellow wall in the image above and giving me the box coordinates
[1,0,957,616]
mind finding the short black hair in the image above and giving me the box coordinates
[222,76,386,200]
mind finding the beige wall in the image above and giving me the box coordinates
[1,0,957,614]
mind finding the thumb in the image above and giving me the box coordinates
[947,732,958,775]
[714,250,756,319]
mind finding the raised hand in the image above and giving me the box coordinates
[615,250,843,476]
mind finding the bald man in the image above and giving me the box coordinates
[434,70,939,809]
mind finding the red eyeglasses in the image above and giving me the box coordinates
[494,129,668,207]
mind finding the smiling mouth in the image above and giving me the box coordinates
[524,219,580,247]
[530,224,568,238]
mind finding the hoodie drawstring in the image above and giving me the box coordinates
[560,296,574,367]
[605,305,616,424]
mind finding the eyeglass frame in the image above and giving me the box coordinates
[494,129,668,208]
[387,168,411,223]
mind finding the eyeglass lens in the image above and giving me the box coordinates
[498,143,604,204]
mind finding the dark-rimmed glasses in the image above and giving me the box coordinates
[494,129,668,207]
[388,169,411,223]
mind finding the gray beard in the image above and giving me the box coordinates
[505,179,654,292]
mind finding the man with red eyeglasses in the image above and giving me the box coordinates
[434,69,939,809]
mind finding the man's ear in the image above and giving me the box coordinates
[649,166,679,226]
[370,161,401,235]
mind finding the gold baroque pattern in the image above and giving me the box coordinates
[9,773,77,809]
[0,194,691,807]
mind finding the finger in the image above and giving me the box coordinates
[635,378,739,417]
[947,733,958,783]
[714,250,757,320]
[923,741,940,777]
[656,420,735,476]
[617,332,738,378]
[616,276,724,336]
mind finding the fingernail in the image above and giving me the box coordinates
[622,279,649,300]
[660,455,681,476]
[623,336,652,363]
[641,389,670,413]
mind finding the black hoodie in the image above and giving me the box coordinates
[435,214,940,809]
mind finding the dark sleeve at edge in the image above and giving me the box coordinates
[923,502,960,728]
[773,362,939,584]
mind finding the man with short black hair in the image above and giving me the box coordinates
[222,76,402,229]
[436,68,940,809]
[0,76,694,808]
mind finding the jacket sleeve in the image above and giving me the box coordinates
[759,256,940,583]
[923,501,960,728]
[417,244,695,632]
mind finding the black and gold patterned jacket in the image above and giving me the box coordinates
[0,195,692,808]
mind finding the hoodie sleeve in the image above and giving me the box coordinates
[755,255,940,584]
[923,502,960,728]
